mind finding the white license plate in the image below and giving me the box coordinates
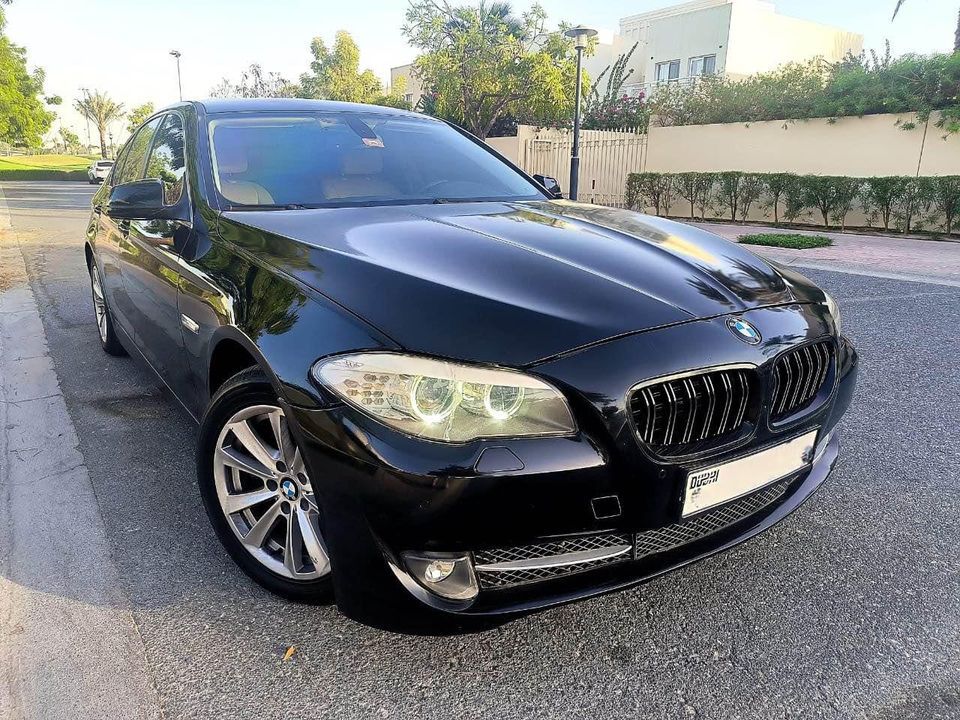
[682,429,819,517]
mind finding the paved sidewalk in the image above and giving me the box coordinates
[692,221,960,286]
[0,189,162,720]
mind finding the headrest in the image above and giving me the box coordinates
[215,134,249,175]
[340,147,383,176]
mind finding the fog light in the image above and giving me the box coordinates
[402,552,478,601]
[424,560,456,583]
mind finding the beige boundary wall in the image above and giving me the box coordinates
[644,111,960,177]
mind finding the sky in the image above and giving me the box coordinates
[5,0,955,147]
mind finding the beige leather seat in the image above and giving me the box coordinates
[321,147,395,200]
[215,140,274,205]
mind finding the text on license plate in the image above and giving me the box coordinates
[683,429,819,517]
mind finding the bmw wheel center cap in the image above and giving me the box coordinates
[280,479,299,500]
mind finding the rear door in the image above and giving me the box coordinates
[94,116,161,340]
[116,112,195,400]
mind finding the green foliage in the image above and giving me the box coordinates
[582,42,650,131]
[859,176,907,230]
[56,126,81,154]
[0,167,86,181]
[0,30,55,147]
[739,233,833,249]
[674,172,715,220]
[715,172,764,222]
[648,48,960,134]
[403,1,585,137]
[126,102,155,133]
[920,175,960,234]
[626,172,674,216]
[759,173,797,224]
[210,64,297,99]
[299,32,389,104]
[625,171,955,236]
[74,90,124,159]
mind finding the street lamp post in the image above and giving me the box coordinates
[563,26,596,201]
[170,50,183,101]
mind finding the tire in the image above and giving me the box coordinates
[197,367,334,604]
[88,260,126,356]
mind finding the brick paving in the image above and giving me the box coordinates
[692,222,960,285]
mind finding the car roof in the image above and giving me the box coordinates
[188,98,425,118]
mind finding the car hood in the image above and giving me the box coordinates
[221,200,824,366]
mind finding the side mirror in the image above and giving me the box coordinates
[533,174,563,199]
[107,179,185,221]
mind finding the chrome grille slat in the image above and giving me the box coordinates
[701,375,716,441]
[771,340,834,421]
[630,367,756,457]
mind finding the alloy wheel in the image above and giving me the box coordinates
[90,264,108,343]
[213,404,331,580]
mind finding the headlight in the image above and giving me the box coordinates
[312,352,577,443]
[823,292,841,335]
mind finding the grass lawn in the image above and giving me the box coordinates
[738,232,833,249]
[0,154,94,172]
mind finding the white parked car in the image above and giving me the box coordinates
[87,159,114,184]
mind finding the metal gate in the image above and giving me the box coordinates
[517,127,647,207]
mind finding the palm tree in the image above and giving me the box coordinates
[893,1,960,53]
[73,90,124,158]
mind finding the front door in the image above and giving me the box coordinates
[115,112,195,403]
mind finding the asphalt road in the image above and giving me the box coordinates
[2,182,959,720]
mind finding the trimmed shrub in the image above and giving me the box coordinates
[0,168,88,181]
[920,176,960,235]
[626,172,675,216]
[624,171,953,235]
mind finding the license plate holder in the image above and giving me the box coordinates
[682,429,819,517]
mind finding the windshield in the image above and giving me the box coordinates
[207,112,545,208]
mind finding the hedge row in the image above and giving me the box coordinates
[0,169,88,181]
[625,172,960,235]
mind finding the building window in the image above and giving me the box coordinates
[655,59,680,83]
[689,54,717,77]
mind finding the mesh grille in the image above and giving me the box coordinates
[474,480,791,591]
[476,554,629,589]
[629,368,757,457]
[771,341,833,421]
[474,533,630,567]
[635,479,789,559]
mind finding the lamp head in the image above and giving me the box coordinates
[564,26,597,50]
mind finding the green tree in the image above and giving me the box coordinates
[126,102,155,133]
[58,126,80,153]
[0,8,55,147]
[403,1,586,138]
[74,90,124,159]
[210,64,297,99]
[298,31,387,103]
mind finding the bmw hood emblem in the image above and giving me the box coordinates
[727,317,762,345]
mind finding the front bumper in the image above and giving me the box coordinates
[290,306,858,616]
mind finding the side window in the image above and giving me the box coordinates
[144,114,186,205]
[113,116,162,185]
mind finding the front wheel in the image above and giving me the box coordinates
[197,368,333,603]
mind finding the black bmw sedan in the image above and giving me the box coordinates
[85,99,857,625]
